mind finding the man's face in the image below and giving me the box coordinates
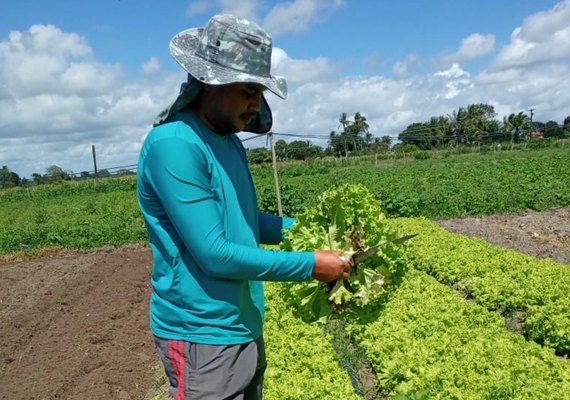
[200,83,266,134]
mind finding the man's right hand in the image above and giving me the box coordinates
[312,250,351,283]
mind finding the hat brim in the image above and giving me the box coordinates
[170,28,288,100]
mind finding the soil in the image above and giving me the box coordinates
[0,207,568,400]
[436,206,570,266]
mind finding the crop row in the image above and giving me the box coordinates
[0,190,147,254]
[386,217,570,355]
[253,147,570,218]
[263,282,360,400]
[1,147,568,255]
[348,269,570,399]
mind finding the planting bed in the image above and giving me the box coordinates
[0,207,568,399]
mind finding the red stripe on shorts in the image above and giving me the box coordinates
[168,340,184,400]
[177,340,185,399]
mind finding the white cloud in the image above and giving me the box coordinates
[218,0,262,21]
[185,0,262,23]
[263,0,345,37]
[456,34,496,60]
[393,54,418,79]
[0,24,183,177]
[0,24,101,98]
[495,0,570,68]
[141,57,161,75]
[476,63,570,117]
[435,33,495,68]
[186,0,211,16]
[269,56,568,146]
[3,1,570,179]
[433,64,474,100]
[271,47,339,86]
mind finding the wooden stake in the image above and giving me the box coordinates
[92,145,99,186]
[269,132,283,217]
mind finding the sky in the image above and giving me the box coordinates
[1,0,569,178]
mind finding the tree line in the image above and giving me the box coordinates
[1,103,569,187]
[246,104,570,163]
[0,164,136,189]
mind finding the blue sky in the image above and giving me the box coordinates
[1,0,569,177]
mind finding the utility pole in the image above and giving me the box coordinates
[529,108,534,124]
[92,145,99,186]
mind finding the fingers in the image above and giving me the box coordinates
[313,250,353,283]
[340,259,351,280]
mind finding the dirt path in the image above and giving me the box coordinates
[0,245,158,400]
[0,208,568,400]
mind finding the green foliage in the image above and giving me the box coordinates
[247,147,272,164]
[525,298,570,353]
[263,283,361,400]
[0,165,21,188]
[349,270,570,399]
[0,178,147,253]
[257,184,306,216]
[386,217,570,355]
[329,112,371,156]
[252,147,570,218]
[280,184,411,321]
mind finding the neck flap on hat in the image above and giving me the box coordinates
[153,75,273,134]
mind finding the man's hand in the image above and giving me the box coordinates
[312,250,351,283]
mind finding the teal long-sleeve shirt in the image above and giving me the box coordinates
[137,110,314,345]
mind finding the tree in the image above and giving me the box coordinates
[564,115,570,137]
[399,122,434,150]
[350,112,371,148]
[564,115,570,131]
[427,116,452,146]
[45,165,70,183]
[338,112,349,131]
[97,169,111,178]
[274,139,288,161]
[247,147,271,164]
[503,112,532,143]
[0,165,21,188]
[31,173,44,185]
[330,112,372,156]
[544,121,564,138]
[287,140,313,160]
[448,104,498,145]
[369,137,390,154]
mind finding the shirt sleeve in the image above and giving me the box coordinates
[143,135,314,282]
[258,213,297,245]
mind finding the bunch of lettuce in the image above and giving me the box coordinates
[281,184,411,322]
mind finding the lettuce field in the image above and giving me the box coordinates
[0,146,569,399]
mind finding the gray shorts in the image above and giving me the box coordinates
[154,336,266,400]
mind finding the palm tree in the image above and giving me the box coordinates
[503,112,531,146]
[338,112,349,131]
[351,112,370,150]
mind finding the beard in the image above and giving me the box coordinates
[206,111,255,135]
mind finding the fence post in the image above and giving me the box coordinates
[268,132,283,217]
[92,145,99,186]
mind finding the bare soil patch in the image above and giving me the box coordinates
[0,244,158,400]
[0,208,568,400]
[436,207,570,266]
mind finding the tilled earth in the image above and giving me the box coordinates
[436,206,570,265]
[0,207,568,400]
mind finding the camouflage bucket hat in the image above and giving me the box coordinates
[154,14,287,133]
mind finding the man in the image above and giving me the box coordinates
[137,14,350,399]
